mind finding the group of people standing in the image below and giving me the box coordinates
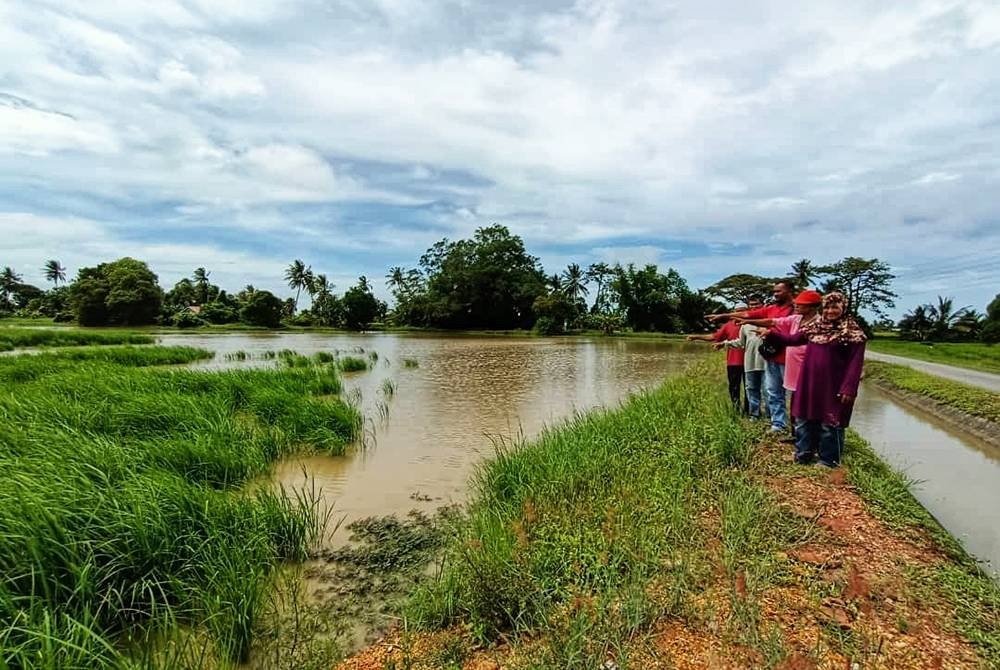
[687,281,868,468]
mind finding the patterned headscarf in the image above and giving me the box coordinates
[799,292,867,344]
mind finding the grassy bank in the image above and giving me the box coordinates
[868,338,1000,374]
[865,360,1000,424]
[0,347,362,668]
[0,326,155,350]
[332,362,1000,669]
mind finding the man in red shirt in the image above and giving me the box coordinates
[687,314,749,413]
[707,281,795,432]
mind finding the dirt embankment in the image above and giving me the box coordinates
[335,435,996,670]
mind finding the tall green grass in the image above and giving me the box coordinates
[405,361,789,662]
[0,347,361,667]
[0,327,155,350]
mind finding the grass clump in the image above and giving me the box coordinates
[867,338,1000,374]
[405,361,762,660]
[0,346,361,667]
[402,357,419,368]
[0,327,155,350]
[864,360,1000,423]
[338,356,369,372]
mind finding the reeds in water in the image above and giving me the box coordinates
[337,356,368,372]
[0,346,361,666]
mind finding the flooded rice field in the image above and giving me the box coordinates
[161,332,1000,576]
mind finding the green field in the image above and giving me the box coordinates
[864,360,1000,424]
[0,326,155,350]
[0,347,361,667]
[868,338,1000,374]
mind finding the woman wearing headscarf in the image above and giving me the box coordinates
[767,292,866,467]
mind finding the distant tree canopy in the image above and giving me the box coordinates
[239,290,284,328]
[812,257,897,320]
[704,273,778,307]
[982,293,1000,343]
[70,258,163,326]
[417,224,548,330]
[341,276,382,330]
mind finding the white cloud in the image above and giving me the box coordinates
[1,0,999,313]
[0,103,120,155]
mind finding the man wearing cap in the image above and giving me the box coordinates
[707,280,795,432]
[740,290,823,459]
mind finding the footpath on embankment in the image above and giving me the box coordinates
[336,360,1000,670]
[865,350,1000,394]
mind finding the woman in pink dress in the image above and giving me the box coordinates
[768,292,867,467]
[739,290,822,446]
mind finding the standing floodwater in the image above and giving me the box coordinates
[160,333,1000,574]
[162,333,702,531]
[851,383,1000,578]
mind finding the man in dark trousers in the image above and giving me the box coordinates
[707,282,795,431]
[687,299,761,413]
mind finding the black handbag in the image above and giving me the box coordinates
[759,332,786,361]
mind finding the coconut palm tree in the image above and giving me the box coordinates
[547,273,563,293]
[43,260,66,287]
[1,266,22,308]
[561,263,589,302]
[790,258,815,290]
[311,273,333,299]
[927,296,971,339]
[284,259,313,310]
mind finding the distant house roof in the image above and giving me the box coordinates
[187,305,202,314]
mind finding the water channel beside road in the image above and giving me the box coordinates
[161,332,1000,577]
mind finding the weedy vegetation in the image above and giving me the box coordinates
[338,356,369,373]
[0,346,362,668]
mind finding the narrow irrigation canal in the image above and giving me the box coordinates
[162,332,1000,578]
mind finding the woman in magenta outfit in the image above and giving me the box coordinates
[768,292,867,467]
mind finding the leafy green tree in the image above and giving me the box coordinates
[284,259,314,311]
[609,264,692,332]
[532,291,576,335]
[704,273,776,308]
[165,278,197,311]
[813,257,897,319]
[43,260,66,287]
[69,258,163,326]
[418,225,546,330]
[239,290,284,328]
[586,262,614,314]
[341,276,382,330]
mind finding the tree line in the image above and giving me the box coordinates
[2,224,995,339]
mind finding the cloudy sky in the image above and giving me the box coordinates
[2,0,999,316]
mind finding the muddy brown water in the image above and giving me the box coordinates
[160,333,999,577]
